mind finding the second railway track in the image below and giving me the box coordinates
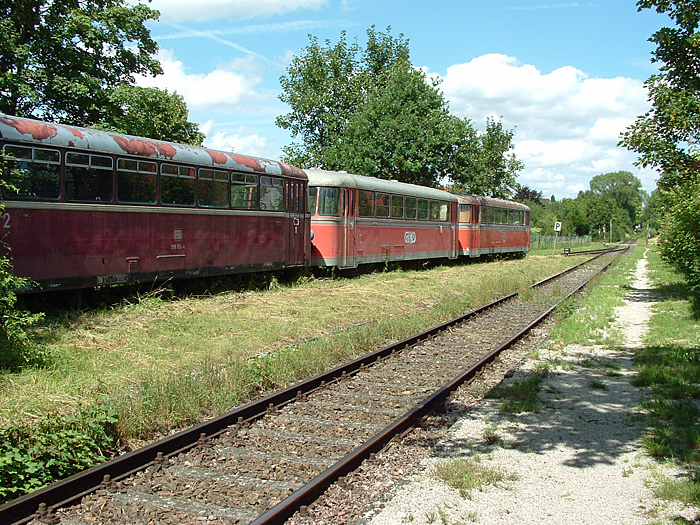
[4,247,629,525]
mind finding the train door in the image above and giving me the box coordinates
[471,205,481,257]
[286,180,305,266]
[341,188,356,268]
[451,201,458,259]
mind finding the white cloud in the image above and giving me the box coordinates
[201,120,275,158]
[431,53,656,197]
[148,0,327,23]
[135,49,269,113]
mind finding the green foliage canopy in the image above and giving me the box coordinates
[523,171,646,240]
[0,0,162,126]
[452,117,524,198]
[277,26,519,195]
[95,86,205,146]
[620,0,700,307]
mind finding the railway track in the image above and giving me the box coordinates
[2,247,630,525]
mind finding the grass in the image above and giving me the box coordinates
[547,245,642,348]
[632,248,700,470]
[486,366,549,414]
[429,456,517,498]
[0,255,585,443]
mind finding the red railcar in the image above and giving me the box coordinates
[0,115,309,291]
[306,169,459,268]
[455,194,530,257]
[306,170,530,269]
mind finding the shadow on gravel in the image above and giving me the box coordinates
[437,359,645,469]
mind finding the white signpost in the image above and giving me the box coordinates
[553,221,562,256]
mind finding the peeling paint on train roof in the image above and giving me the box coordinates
[67,127,85,140]
[0,114,308,180]
[111,135,177,159]
[0,117,58,141]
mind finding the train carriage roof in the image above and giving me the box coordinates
[0,114,307,180]
[305,168,458,202]
[455,193,530,212]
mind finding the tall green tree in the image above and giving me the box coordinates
[0,0,161,126]
[323,63,479,187]
[96,86,205,146]
[513,183,543,203]
[587,171,644,228]
[277,26,509,192]
[276,30,364,168]
[452,117,523,198]
[620,0,700,306]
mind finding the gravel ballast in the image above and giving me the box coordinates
[353,249,700,524]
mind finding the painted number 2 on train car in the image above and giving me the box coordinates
[404,231,416,244]
[2,212,9,231]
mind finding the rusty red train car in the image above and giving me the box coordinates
[0,115,309,291]
[455,194,530,257]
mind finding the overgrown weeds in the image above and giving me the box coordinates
[429,456,517,498]
[0,405,118,504]
[632,247,700,505]
[486,366,549,414]
[0,254,584,501]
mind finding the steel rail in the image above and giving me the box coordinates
[0,249,623,525]
[250,248,621,525]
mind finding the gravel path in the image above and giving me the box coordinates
[360,249,699,524]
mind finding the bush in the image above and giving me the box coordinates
[658,175,700,313]
[0,255,46,370]
[0,405,119,504]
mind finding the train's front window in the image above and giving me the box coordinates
[317,187,340,216]
[308,186,318,214]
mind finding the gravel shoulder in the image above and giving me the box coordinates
[288,249,700,525]
[359,249,697,524]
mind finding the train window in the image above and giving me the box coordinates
[405,197,417,219]
[358,190,375,217]
[459,204,471,223]
[116,158,156,204]
[440,201,450,221]
[417,198,429,220]
[198,169,229,208]
[391,195,404,219]
[1,145,61,200]
[375,193,390,218]
[161,164,195,207]
[429,200,441,221]
[317,186,339,216]
[308,186,318,214]
[260,176,284,211]
[65,153,113,203]
[232,172,259,210]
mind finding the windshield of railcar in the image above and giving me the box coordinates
[308,186,318,214]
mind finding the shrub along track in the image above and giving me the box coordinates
[3,247,628,525]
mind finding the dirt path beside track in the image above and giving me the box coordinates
[360,248,700,525]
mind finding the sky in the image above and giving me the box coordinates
[133,0,670,199]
